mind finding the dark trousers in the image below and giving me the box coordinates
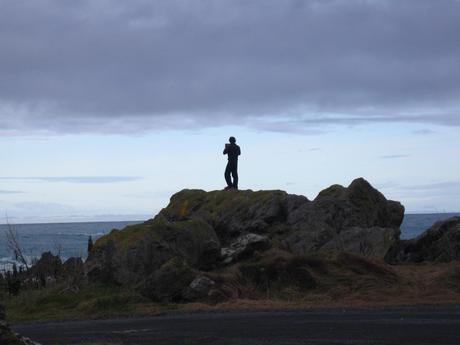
[225,161,238,188]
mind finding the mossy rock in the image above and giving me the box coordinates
[92,217,220,274]
[95,223,154,249]
[162,189,291,225]
[316,184,346,199]
[143,257,196,302]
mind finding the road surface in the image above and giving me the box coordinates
[12,306,460,345]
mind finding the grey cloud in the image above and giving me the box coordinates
[0,176,141,183]
[380,154,411,159]
[412,129,435,135]
[11,201,75,213]
[378,180,460,212]
[375,181,400,190]
[0,190,24,194]
[1,0,460,134]
[282,114,460,127]
[380,180,460,193]
[402,181,460,193]
[122,189,177,199]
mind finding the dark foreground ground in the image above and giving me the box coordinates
[12,306,460,345]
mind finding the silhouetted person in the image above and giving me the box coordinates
[223,136,241,189]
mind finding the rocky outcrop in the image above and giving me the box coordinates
[85,178,404,290]
[283,178,404,254]
[28,252,61,280]
[386,216,460,263]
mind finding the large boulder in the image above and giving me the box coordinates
[159,189,308,242]
[286,178,404,232]
[86,217,221,285]
[283,178,404,257]
[85,178,404,288]
[386,216,460,263]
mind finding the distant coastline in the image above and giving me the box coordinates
[0,215,151,226]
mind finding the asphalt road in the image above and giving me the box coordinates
[12,306,460,345]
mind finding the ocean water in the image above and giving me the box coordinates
[0,221,141,271]
[0,213,459,271]
[399,213,459,239]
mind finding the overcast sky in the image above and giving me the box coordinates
[1,0,459,223]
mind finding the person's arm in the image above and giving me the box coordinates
[223,145,228,155]
[237,146,241,156]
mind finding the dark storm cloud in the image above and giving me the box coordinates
[1,0,460,133]
[0,176,141,183]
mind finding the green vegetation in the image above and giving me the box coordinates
[4,282,176,323]
[95,217,216,252]
[94,223,154,249]
[166,189,286,220]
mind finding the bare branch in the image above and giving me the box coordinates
[3,216,29,270]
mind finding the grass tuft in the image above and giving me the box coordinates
[4,282,168,323]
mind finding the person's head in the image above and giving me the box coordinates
[229,136,236,144]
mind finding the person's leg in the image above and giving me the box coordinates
[224,163,232,187]
[231,163,238,189]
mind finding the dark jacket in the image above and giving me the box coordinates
[223,143,241,162]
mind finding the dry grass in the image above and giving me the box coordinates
[5,250,460,323]
[198,250,460,310]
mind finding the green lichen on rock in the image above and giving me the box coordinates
[161,188,293,227]
[94,223,155,249]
